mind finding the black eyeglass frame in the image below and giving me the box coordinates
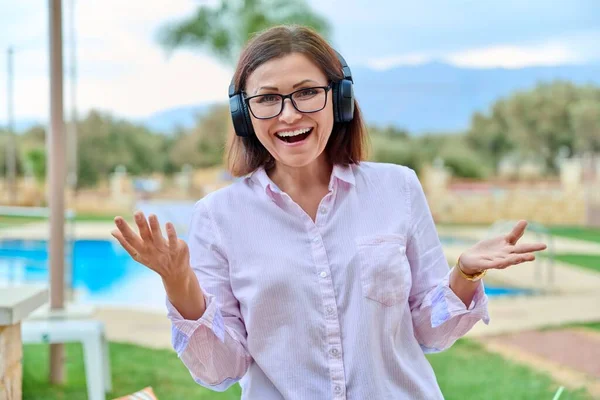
[243,83,333,120]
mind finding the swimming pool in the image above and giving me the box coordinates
[0,239,528,311]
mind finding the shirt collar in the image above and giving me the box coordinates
[249,163,356,198]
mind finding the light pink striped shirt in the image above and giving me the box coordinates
[167,161,490,399]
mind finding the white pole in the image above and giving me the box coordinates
[6,47,17,205]
[67,0,78,192]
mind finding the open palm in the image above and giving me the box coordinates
[111,212,190,281]
[459,220,547,274]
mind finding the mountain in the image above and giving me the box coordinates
[136,104,210,134]
[139,62,600,135]
[9,62,600,135]
[0,118,44,133]
[351,62,600,133]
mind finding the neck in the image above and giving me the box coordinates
[268,156,332,194]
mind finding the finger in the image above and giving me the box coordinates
[166,222,178,249]
[482,253,536,269]
[503,253,536,268]
[149,214,166,247]
[512,242,547,254]
[134,211,153,242]
[114,216,144,248]
[111,229,140,259]
[505,220,528,245]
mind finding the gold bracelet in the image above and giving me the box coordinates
[456,257,487,282]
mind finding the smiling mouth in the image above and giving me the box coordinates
[276,128,313,144]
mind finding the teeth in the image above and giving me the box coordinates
[276,128,311,138]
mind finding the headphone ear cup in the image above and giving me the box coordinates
[338,79,355,123]
[229,94,254,137]
[241,99,254,136]
[332,81,342,123]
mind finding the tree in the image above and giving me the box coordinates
[76,111,168,187]
[467,81,600,175]
[168,104,232,169]
[569,89,600,154]
[467,106,513,173]
[157,0,331,65]
[24,148,46,183]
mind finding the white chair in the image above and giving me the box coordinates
[21,319,112,400]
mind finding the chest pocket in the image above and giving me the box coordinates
[356,234,412,307]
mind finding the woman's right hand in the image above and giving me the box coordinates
[111,211,190,283]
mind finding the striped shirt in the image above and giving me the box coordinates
[167,161,490,399]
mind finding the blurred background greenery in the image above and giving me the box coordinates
[1,79,598,187]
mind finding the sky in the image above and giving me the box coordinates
[0,0,599,124]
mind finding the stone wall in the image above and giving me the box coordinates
[0,324,22,400]
[421,162,594,226]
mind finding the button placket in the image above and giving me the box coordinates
[307,221,346,399]
[315,188,335,226]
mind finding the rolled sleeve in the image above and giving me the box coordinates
[167,291,225,355]
[428,268,490,329]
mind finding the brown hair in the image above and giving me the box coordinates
[225,25,369,177]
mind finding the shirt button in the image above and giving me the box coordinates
[330,348,339,356]
[319,207,327,214]
[319,271,327,278]
[326,306,334,314]
[334,386,342,394]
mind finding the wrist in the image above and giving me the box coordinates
[162,265,193,291]
[163,266,206,320]
[456,255,486,281]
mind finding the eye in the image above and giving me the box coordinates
[296,88,318,98]
[256,94,279,104]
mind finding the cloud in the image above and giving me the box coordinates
[447,43,583,69]
[366,32,599,70]
[365,54,432,70]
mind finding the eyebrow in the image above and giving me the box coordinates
[254,79,320,94]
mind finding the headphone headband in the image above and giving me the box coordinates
[333,50,353,83]
[228,50,352,97]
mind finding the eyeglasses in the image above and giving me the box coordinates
[244,84,332,119]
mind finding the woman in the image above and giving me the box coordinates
[112,25,546,399]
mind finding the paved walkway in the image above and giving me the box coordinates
[478,328,600,398]
[0,221,117,240]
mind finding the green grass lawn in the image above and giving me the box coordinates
[23,342,241,400]
[554,253,600,273]
[549,226,600,244]
[23,340,591,400]
[578,321,600,331]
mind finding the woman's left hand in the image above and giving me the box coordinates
[458,220,547,275]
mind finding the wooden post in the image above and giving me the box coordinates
[48,0,66,384]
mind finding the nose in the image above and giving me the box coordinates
[278,98,302,124]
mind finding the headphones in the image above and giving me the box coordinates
[228,50,355,137]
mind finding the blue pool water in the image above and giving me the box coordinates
[0,239,529,310]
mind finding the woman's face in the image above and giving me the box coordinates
[244,52,334,169]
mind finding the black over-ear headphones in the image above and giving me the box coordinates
[228,50,355,137]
